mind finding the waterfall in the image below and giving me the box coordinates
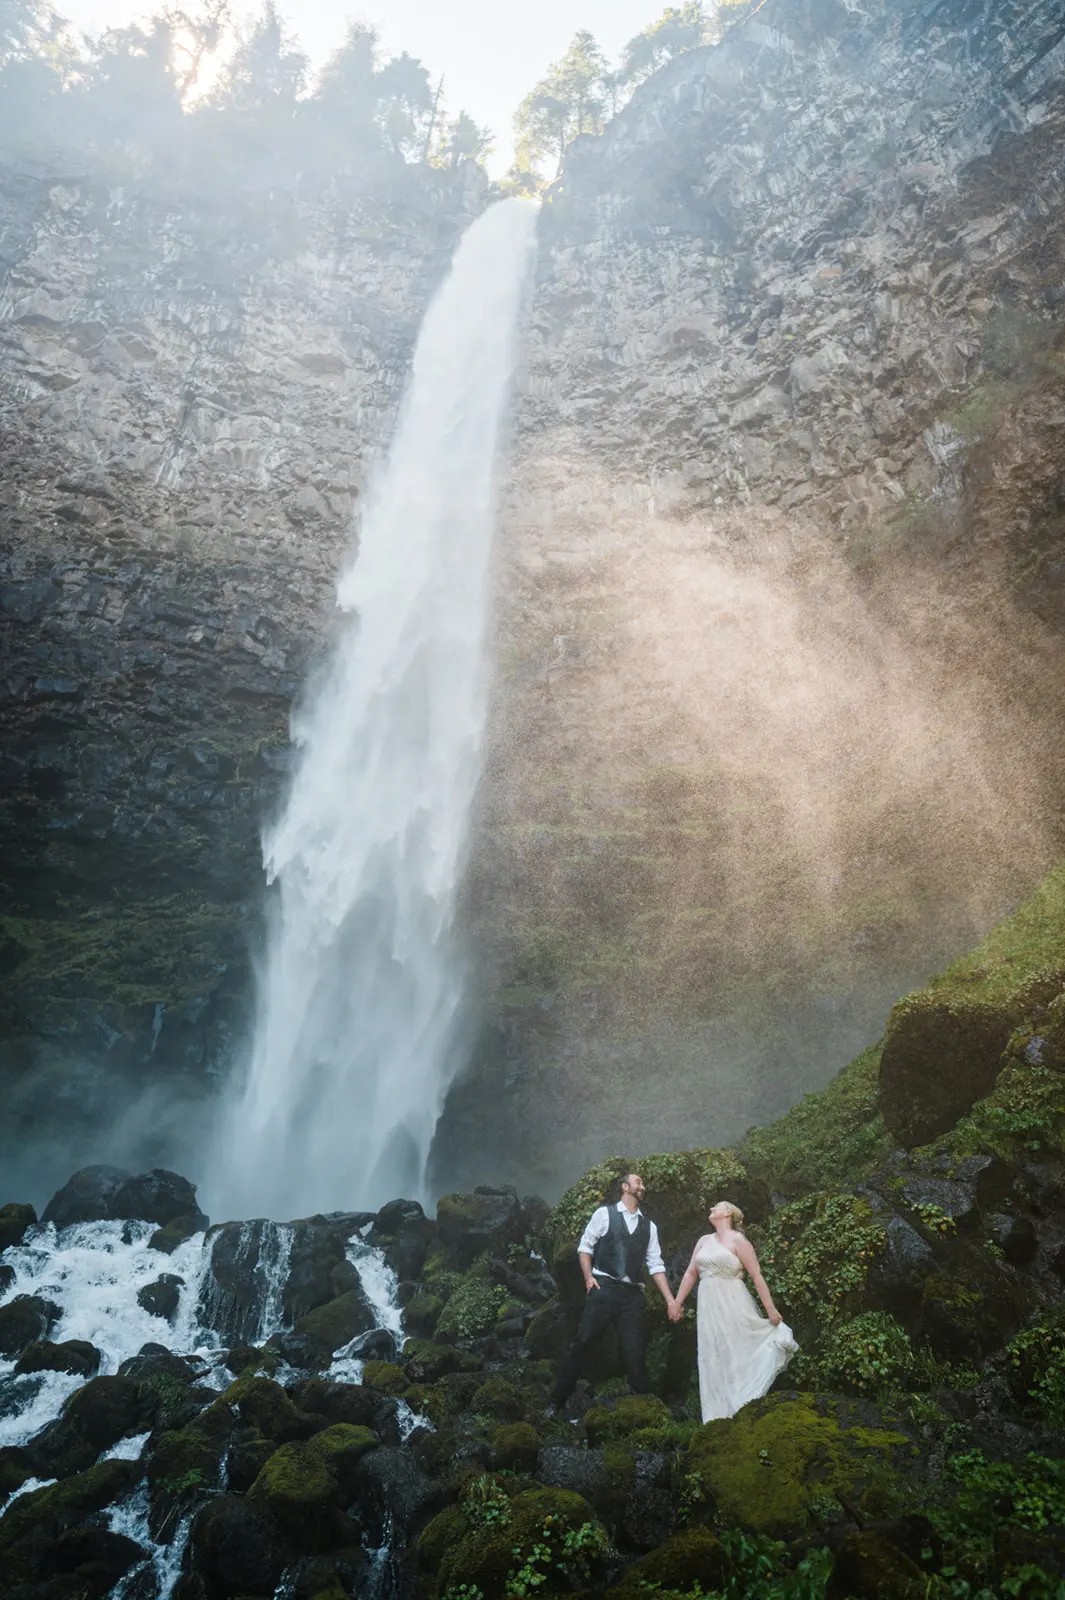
[212,197,539,1220]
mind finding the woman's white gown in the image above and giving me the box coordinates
[695,1234,798,1422]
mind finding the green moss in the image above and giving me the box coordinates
[249,1440,337,1510]
[470,1377,530,1421]
[812,1312,915,1398]
[0,1459,139,1553]
[757,1193,885,1339]
[361,1360,409,1395]
[290,1291,373,1357]
[402,1339,483,1380]
[488,1421,540,1470]
[606,1527,729,1598]
[436,1276,508,1342]
[405,1293,444,1336]
[680,1394,916,1538]
[427,1486,605,1598]
[219,1374,305,1440]
[146,1402,231,1497]
[739,1046,891,1196]
[585,1394,672,1446]
[922,862,1065,1008]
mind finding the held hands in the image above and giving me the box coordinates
[667,1298,685,1323]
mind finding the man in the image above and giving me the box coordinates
[548,1172,676,1414]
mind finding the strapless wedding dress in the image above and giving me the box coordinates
[695,1234,798,1422]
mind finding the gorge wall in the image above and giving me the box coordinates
[2,0,1065,1204]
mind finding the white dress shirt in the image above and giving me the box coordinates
[578,1201,666,1282]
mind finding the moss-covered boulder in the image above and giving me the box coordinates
[0,1202,36,1252]
[369,1199,433,1280]
[14,1338,100,1378]
[606,1527,730,1598]
[402,1338,483,1381]
[404,1292,444,1336]
[362,1358,410,1394]
[0,1445,34,1497]
[220,1373,312,1442]
[435,1272,508,1342]
[488,1421,541,1470]
[435,1186,526,1268]
[678,1393,920,1538]
[878,863,1065,1147]
[418,1486,606,1599]
[33,1374,159,1477]
[278,1289,375,1368]
[185,1492,290,1600]
[827,1528,928,1599]
[248,1439,340,1522]
[146,1396,233,1531]
[0,1459,140,1568]
[584,1394,673,1447]
[470,1375,532,1421]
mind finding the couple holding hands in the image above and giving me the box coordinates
[549,1171,797,1424]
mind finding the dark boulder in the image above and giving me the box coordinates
[877,995,1013,1147]
[338,1326,398,1362]
[270,1288,376,1369]
[42,1167,208,1232]
[370,1199,433,1280]
[352,1443,447,1542]
[0,1445,34,1497]
[436,1185,527,1268]
[0,1203,37,1253]
[32,1376,158,1478]
[137,1274,184,1321]
[0,1295,61,1358]
[37,1525,147,1598]
[15,1339,101,1378]
[197,1220,292,1345]
[0,1460,141,1580]
[148,1215,205,1254]
[826,1529,928,1599]
[988,1212,1039,1265]
[282,1215,368,1321]
[185,1493,290,1600]
[0,1263,13,1294]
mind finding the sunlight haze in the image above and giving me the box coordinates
[57,0,674,172]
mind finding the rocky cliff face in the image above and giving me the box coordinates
[447,0,1065,1190]
[2,0,1065,1201]
[0,163,487,1195]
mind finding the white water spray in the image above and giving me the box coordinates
[213,198,538,1218]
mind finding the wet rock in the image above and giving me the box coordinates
[435,1185,526,1268]
[198,1219,295,1345]
[0,1203,37,1252]
[148,1215,205,1254]
[0,1444,34,1497]
[14,1339,101,1378]
[607,1528,729,1598]
[271,1289,376,1369]
[185,1494,290,1600]
[137,1273,185,1321]
[827,1529,927,1599]
[0,1295,61,1358]
[42,1166,208,1232]
[369,1199,433,1280]
[337,1326,398,1362]
[32,1375,159,1477]
[988,1212,1039,1265]
[39,1525,148,1597]
[0,1459,141,1579]
[352,1443,446,1541]
[0,1264,13,1294]
[117,1347,199,1385]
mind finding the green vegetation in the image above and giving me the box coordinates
[757,1193,886,1336]
[811,1312,915,1398]
[739,1046,891,1195]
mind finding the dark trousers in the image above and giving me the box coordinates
[551,1278,648,1406]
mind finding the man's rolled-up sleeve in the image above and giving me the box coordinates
[645,1221,666,1277]
[577,1206,609,1257]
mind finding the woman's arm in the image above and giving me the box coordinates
[734,1236,782,1323]
[669,1240,704,1320]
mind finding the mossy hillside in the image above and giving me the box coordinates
[738,1045,892,1197]
[756,1193,886,1344]
[879,862,1065,1145]
[923,1003,1065,1165]
[679,1394,919,1538]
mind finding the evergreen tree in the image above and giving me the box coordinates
[212,1,306,116]
[437,109,493,168]
[620,2,709,87]
[513,29,607,182]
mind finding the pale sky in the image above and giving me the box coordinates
[56,0,672,173]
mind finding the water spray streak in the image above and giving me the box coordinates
[214,198,539,1218]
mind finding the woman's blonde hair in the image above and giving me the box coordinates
[715,1200,745,1233]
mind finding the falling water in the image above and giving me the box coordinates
[212,198,539,1219]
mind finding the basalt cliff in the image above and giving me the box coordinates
[2,0,1065,1198]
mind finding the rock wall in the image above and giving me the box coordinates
[0,162,487,1194]
[442,0,1065,1192]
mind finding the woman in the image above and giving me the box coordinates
[669,1200,797,1422]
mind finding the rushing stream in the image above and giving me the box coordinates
[212,197,540,1221]
[0,1215,414,1598]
